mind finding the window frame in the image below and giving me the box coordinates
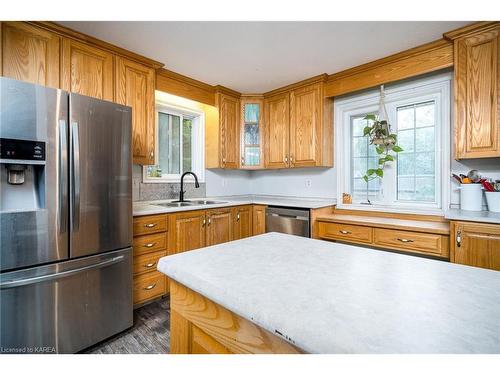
[142,102,205,183]
[334,73,451,215]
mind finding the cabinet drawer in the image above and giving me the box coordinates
[133,233,167,256]
[134,271,166,305]
[133,250,166,276]
[318,222,373,244]
[374,228,447,257]
[133,214,168,236]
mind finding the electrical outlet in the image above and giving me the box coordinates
[305,179,312,188]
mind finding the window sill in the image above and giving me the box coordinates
[335,203,444,217]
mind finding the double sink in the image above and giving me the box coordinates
[155,200,227,208]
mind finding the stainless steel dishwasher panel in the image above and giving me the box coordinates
[265,206,310,238]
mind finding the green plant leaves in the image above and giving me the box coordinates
[375,168,384,177]
[375,146,384,154]
[363,126,372,136]
[364,114,376,121]
[367,169,376,176]
[363,175,369,182]
[392,145,403,152]
[385,154,394,162]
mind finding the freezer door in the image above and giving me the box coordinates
[0,77,69,271]
[69,94,132,258]
[0,248,133,353]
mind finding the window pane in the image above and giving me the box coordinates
[415,152,435,175]
[416,102,435,128]
[244,104,259,123]
[396,100,437,203]
[415,127,435,152]
[415,177,435,201]
[182,118,192,173]
[158,112,180,175]
[352,157,367,178]
[352,137,368,157]
[397,106,414,130]
[352,117,367,136]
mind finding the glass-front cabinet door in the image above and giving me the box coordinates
[240,96,264,169]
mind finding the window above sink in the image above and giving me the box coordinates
[143,95,205,183]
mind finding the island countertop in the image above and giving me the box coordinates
[158,233,500,354]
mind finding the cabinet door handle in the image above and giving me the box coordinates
[284,155,288,164]
[144,262,156,268]
[143,242,156,248]
[144,223,157,228]
[208,217,211,225]
[202,218,206,226]
[290,155,294,164]
[143,283,157,291]
[456,230,461,248]
[397,238,414,243]
[150,150,154,160]
[339,230,351,235]
[237,213,240,221]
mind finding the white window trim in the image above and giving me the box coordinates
[334,73,451,215]
[143,102,205,183]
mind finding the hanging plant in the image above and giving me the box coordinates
[362,114,403,182]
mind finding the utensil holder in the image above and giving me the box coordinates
[485,192,500,213]
[458,184,483,211]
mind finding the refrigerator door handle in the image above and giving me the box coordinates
[71,121,81,231]
[0,255,125,289]
[59,119,68,234]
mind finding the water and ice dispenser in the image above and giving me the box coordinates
[0,138,46,212]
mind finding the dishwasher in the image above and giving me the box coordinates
[265,206,310,238]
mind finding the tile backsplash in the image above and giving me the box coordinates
[132,165,206,201]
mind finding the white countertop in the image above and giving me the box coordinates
[445,208,500,224]
[133,195,337,216]
[158,233,500,353]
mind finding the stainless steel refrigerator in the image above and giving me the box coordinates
[0,77,133,353]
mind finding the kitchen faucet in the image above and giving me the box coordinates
[177,171,200,202]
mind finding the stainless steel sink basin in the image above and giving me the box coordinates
[189,200,227,205]
[154,200,227,208]
[156,202,194,208]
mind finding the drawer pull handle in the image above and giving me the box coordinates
[143,283,157,291]
[144,223,157,228]
[143,242,156,248]
[339,230,351,235]
[144,262,156,268]
[397,238,414,243]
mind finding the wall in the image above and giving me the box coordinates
[205,169,253,197]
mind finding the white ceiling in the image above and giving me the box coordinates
[59,21,469,93]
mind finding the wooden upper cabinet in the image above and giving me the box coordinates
[216,92,240,169]
[452,221,500,271]
[451,23,500,159]
[1,22,60,88]
[170,211,207,254]
[264,92,290,168]
[232,205,253,240]
[289,83,322,167]
[115,57,155,165]
[207,208,233,246]
[61,38,114,101]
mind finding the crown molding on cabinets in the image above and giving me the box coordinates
[156,68,217,106]
[30,21,164,69]
[444,21,500,40]
[214,85,242,98]
[324,38,454,97]
[263,73,329,97]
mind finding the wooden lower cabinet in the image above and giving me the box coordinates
[232,205,253,240]
[207,208,233,246]
[170,210,207,254]
[451,221,500,271]
[252,205,267,235]
[170,280,302,354]
[316,215,450,259]
[132,214,169,307]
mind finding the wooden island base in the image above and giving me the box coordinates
[169,280,302,354]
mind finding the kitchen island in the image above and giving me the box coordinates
[157,233,500,354]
